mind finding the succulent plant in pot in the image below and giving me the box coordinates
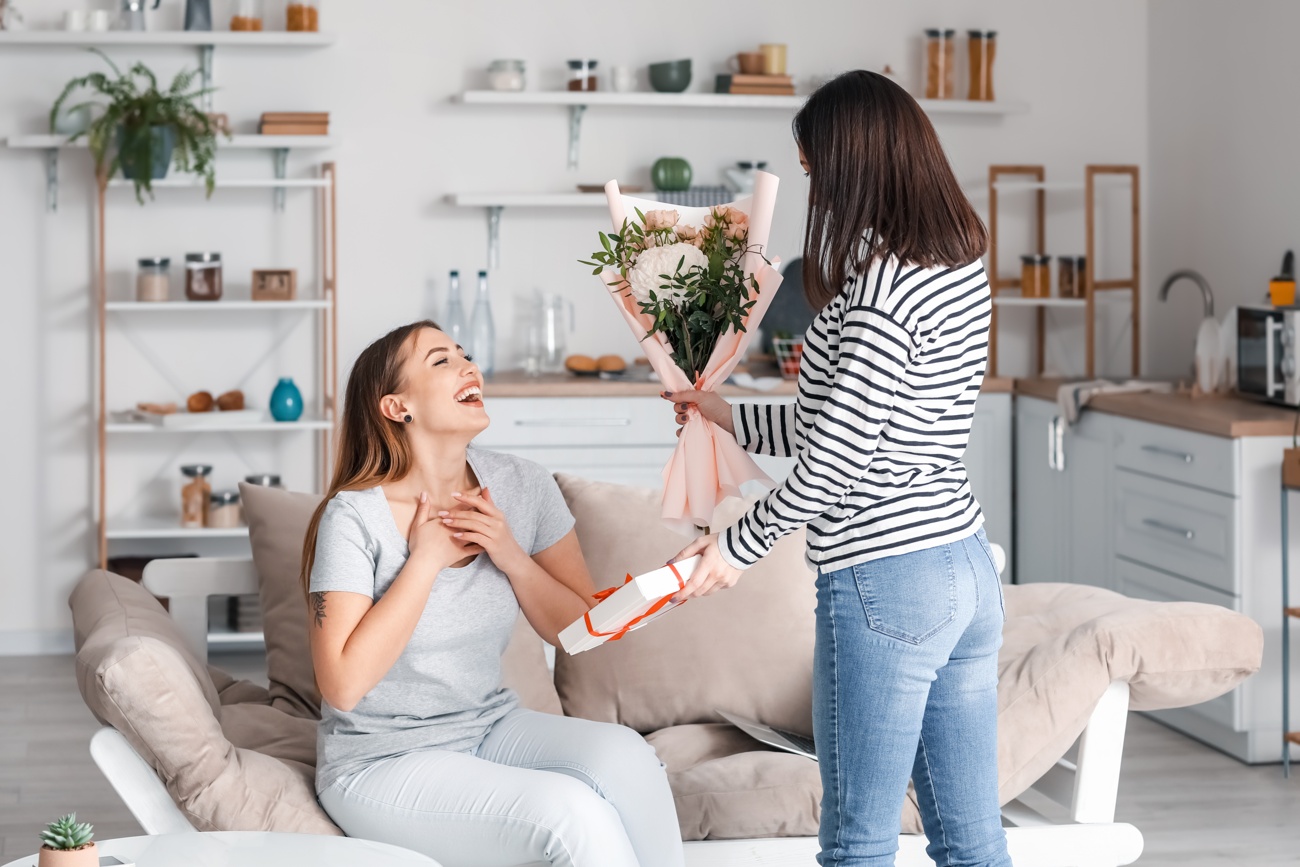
[50,49,222,203]
[37,814,97,867]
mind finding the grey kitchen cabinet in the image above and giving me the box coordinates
[1015,397,1297,764]
[1014,396,1114,590]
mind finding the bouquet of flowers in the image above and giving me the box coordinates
[581,174,784,532]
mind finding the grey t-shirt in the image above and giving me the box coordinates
[309,447,576,791]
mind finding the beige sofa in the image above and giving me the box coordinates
[69,474,1263,856]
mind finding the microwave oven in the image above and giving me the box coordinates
[1237,305,1300,406]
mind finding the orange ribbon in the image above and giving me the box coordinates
[583,562,687,643]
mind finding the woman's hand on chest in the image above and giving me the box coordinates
[407,491,484,572]
[438,487,531,575]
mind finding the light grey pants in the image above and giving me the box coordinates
[318,708,685,867]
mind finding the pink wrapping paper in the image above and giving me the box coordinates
[599,172,784,533]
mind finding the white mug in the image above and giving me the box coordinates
[89,9,112,31]
[64,9,87,30]
[610,65,636,93]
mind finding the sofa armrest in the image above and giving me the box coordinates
[143,558,259,663]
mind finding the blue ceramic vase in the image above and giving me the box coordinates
[269,378,303,422]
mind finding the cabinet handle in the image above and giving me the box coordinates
[1142,517,1195,541]
[1141,444,1194,464]
[513,418,632,427]
[1047,416,1066,472]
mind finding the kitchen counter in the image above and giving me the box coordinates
[1015,378,1298,438]
[483,371,1015,399]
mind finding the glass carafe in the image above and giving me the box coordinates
[541,294,575,373]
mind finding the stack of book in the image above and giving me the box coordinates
[715,74,795,96]
[259,112,330,135]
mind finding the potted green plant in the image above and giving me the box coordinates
[50,49,222,203]
[37,814,97,867]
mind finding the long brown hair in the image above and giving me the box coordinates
[300,320,439,597]
[793,70,988,309]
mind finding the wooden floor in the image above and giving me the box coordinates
[2,652,1298,865]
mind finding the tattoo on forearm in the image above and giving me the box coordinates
[310,592,326,628]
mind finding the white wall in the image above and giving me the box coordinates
[0,0,1149,652]
[1147,0,1295,379]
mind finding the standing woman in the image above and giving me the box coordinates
[665,71,1011,867]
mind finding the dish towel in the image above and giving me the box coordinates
[1057,379,1174,427]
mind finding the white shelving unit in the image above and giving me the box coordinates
[451,88,1029,265]
[106,415,334,434]
[105,518,253,541]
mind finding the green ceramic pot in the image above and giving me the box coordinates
[652,156,693,192]
[648,59,692,93]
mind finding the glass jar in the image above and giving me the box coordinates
[1076,256,1088,297]
[243,473,283,488]
[208,490,243,529]
[1057,256,1077,299]
[286,0,318,32]
[967,30,996,101]
[488,59,526,92]
[567,59,598,92]
[1020,254,1051,298]
[136,257,170,303]
[185,252,222,301]
[230,0,262,30]
[923,29,955,99]
[180,464,213,529]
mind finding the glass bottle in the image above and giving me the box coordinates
[469,270,496,375]
[923,29,956,99]
[442,270,468,347]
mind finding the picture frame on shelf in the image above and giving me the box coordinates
[252,268,297,301]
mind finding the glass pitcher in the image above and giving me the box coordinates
[541,294,576,374]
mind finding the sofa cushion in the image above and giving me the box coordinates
[646,724,923,841]
[69,570,341,834]
[553,475,816,735]
[70,569,219,719]
[239,481,562,718]
[240,482,326,719]
[996,582,1262,803]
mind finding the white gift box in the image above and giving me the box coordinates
[559,556,700,655]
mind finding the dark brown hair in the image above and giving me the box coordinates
[793,70,988,308]
[299,320,439,597]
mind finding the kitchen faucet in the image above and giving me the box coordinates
[1158,269,1215,318]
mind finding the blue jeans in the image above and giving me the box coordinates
[814,528,1011,867]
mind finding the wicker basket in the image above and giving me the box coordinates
[771,337,804,380]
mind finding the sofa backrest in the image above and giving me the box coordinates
[553,474,817,735]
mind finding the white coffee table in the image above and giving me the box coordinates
[1,832,441,867]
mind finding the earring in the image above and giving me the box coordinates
[403,414,413,423]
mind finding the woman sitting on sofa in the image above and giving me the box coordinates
[301,320,684,867]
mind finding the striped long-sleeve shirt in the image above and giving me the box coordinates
[720,255,991,573]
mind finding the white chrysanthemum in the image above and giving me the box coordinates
[628,242,708,305]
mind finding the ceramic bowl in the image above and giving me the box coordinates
[648,59,692,93]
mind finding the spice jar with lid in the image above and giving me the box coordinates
[1020,254,1051,298]
[180,464,213,528]
[488,60,526,92]
[243,473,283,488]
[185,253,222,302]
[286,0,318,31]
[967,30,996,101]
[1058,256,1083,298]
[137,257,170,302]
[567,59,598,92]
[923,29,956,99]
[208,490,243,529]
